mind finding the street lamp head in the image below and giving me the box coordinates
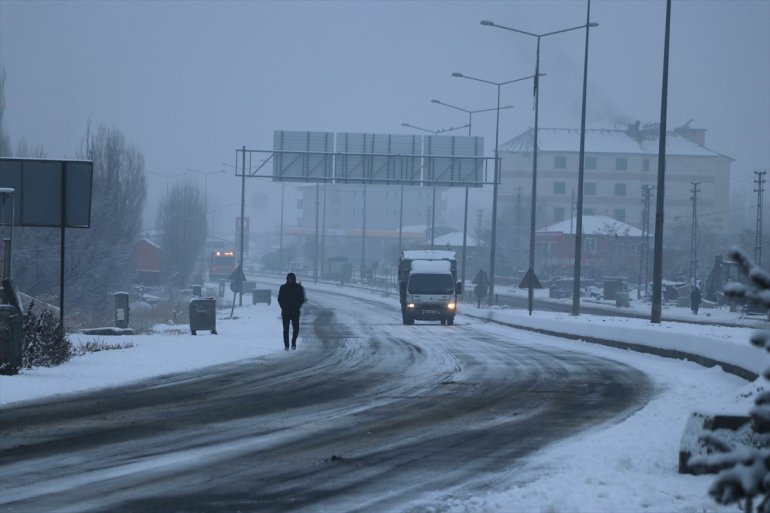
[451,72,463,78]
[480,20,494,26]
[588,22,599,27]
[401,123,409,127]
[430,99,440,104]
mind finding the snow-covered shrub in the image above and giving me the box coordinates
[691,247,770,513]
[22,300,72,368]
[72,338,134,356]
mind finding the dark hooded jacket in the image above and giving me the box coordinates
[278,273,306,313]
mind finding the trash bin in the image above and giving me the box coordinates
[113,292,129,329]
[0,304,23,374]
[252,289,271,305]
[192,284,202,297]
[615,292,630,308]
[189,297,217,335]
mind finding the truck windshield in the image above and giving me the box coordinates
[408,274,455,295]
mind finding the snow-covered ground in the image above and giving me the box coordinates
[1,280,766,513]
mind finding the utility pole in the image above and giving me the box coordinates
[755,171,766,266]
[426,205,432,247]
[639,185,654,299]
[314,183,319,284]
[689,182,700,285]
[476,209,484,255]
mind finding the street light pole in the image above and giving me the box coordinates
[651,0,672,324]
[481,17,598,315]
[430,99,513,289]
[451,72,539,305]
[572,0,594,316]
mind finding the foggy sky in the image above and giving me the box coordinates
[1,0,768,238]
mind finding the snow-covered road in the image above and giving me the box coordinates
[0,280,754,512]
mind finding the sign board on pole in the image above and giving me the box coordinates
[272,131,333,183]
[0,158,93,228]
[518,268,543,289]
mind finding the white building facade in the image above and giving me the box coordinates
[498,122,733,238]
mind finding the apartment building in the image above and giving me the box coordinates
[497,121,733,237]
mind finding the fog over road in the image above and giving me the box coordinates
[0,289,653,513]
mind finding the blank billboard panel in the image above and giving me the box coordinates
[273,131,333,182]
[335,133,421,184]
[0,159,93,228]
[423,136,484,187]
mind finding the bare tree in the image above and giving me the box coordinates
[157,179,207,288]
[14,138,47,159]
[13,125,147,325]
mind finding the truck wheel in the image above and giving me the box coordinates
[447,316,454,326]
[405,315,415,325]
[440,317,446,325]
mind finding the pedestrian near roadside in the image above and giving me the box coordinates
[278,272,306,350]
[690,285,702,315]
[472,269,490,308]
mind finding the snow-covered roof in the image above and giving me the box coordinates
[402,249,456,261]
[538,215,643,237]
[138,237,162,250]
[499,127,731,159]
[410,259,452,273]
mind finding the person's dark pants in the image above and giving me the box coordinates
[282,310,300,347]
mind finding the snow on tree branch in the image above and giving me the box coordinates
[697,247,770,513]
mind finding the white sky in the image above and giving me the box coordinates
[1,0,768,236]
[0,278,762,512]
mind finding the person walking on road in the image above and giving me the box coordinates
[472,269,490,308]
[690,285,702,315]
[278,272,306,350]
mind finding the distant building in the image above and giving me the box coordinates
[536,215,643,280]
[294,184,450,270]
[134,238,163,284]
[298,183,441,232]
[498,120,733,238]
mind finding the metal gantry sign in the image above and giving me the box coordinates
[232,130,493,293]
[264,130,488,187]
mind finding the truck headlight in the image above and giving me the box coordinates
[407,303,415,309]
[447,302,456,310]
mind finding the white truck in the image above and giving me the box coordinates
[398,250,463,325]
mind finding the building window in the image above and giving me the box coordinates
[555,156,567,169]
[553,207,566,222]
[615,157,628,171]
[614,208,626,222]
[585,182,596,195]
[585,156,597,170]
[642,158,650,172]
[614,183,627,196]
[553,181,566,195]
